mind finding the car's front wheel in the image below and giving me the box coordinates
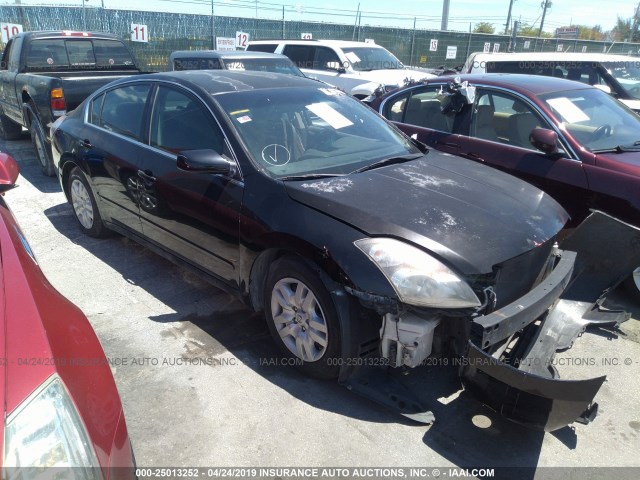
[68,167,110,238]
[264,256,341,379]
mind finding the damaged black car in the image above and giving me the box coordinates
[50,71,639,432]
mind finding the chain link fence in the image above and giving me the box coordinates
[2,5,640,71]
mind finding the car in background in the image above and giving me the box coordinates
[372,73,640,292]
[50,70,637,432]
[461,52,640,112]
[168,50,304,77]
[246,39,434,98]
[0,153,134,476]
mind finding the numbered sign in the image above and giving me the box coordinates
[582,46,588,53]
[1,23,23,44]
[493,43,500,53]
[364,38,375,44]
[483,42,491,53]
[301,33,312,40]
[523,40,531,49]
[130,23,148,43]
[429,39,438,52]
[236,31,249,49]
[557,44,564,52]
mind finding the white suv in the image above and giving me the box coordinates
[246,39,434,98]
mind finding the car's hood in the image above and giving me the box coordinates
[285,151,568,274]
[595,149,640,175]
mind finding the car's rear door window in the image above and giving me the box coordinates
[99,84,151,140]
[282,45,315,69]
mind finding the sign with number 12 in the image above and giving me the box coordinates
[236,31,250,48]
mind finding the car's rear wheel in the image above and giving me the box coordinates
[0,107,23,140]
[30,118,55,176]
[68,167,110,238]
[264,256,341,380]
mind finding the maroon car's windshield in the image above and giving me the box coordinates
[539,88,640,152]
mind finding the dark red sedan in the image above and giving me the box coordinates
[372,73,640,292]
[0,153,134,477]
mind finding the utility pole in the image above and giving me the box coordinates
[538,0,551,38]
[505,0,515,34]
[211,0,215,49]
[441,0,450,31]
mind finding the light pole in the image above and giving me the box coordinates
[538,0,551,38]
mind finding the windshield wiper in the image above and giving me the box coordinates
[351,153,423,174]
[280,173,345,181]
[593,141,640,153]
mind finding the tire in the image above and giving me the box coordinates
[264,256,341,380]
[68,167,110,238]
[30,117,55,177]
[0,108,23,140]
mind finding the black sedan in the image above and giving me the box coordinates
[50,71,632,431]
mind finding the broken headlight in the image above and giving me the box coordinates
[355,237,481,308]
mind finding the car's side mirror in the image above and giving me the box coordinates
[0,153,19,192]
[592,84,612,95]
[529,128,559,155]
[176,149,232,174]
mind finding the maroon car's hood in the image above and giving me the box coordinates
[595,150,640,175]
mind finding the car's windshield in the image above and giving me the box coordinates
[603,60,640,100]
[215,86,418,178]
[539,87,640,152]
[342,47,404,71]
[221,58,303,76]
[24,38,136,70]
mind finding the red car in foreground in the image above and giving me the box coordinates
[0,153,134,478]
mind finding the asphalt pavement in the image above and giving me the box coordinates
[2,134,640,478]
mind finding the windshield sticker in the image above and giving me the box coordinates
[306,103,353,129]
[261,144,290,166]
[344,51,361,64]
[236,115,252,124]
[227,62,245,70]
[546,97,590,123]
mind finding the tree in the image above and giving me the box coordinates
[517,23,553,38]
[611,16,637,42]
[473,22,495,34]
[576,24,604,41]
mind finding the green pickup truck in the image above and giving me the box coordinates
[0,30,143,175]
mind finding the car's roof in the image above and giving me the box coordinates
[119,70,321,95]
[18,30,121,40]
[169,50,291,61]
[248,39,383,49]
[468,51,640,63]
[422,73,594,96]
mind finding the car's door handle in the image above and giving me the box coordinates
[137,169,156,185]
[435,141,460,149]
[462,152,485,162]
[81,139,92,148]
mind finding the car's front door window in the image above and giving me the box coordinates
[149,86,228,157]
[471,90,549,149]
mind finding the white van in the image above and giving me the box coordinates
[246,39,434,98]
[462,52,640,112]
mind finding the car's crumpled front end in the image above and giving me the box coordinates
[340,211,640,432]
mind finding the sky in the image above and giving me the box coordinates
[1,0,638,34]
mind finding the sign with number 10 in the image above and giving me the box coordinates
[1,23,23,44]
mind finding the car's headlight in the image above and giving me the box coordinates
[355,238,481,308]
[4,374,102,479]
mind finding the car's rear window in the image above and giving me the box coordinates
[24,38,136,70]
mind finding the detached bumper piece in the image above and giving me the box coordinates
[462,211,640,431]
